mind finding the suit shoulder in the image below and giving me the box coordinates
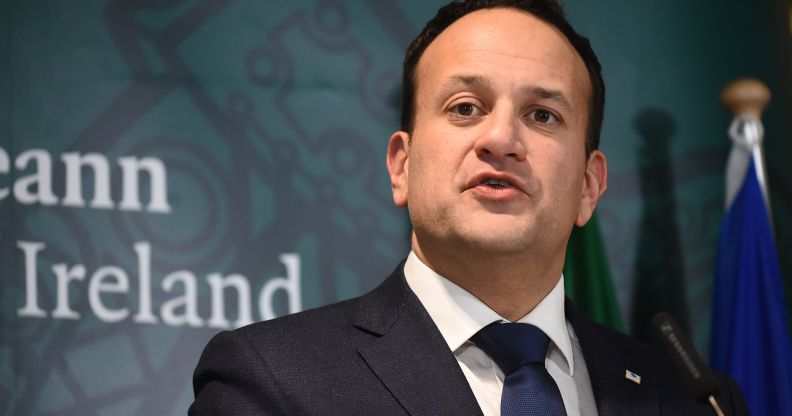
[573,314,663,359]
[570,315,748,415]
[611,327,661,356]
[190,296,371,415]
[232,295,364,348]
[230,264,408,351]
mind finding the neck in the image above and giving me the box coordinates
[411,233,564,322]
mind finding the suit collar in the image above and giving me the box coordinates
[402,251,575,376]
[566,300,659,416]
[353,263,484,416]
[351,265,662,416]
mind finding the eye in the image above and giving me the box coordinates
[450,102,481,117]
[528,109,558,124]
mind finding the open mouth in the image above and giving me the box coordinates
[467,172,527,197]
[480,178,512,189]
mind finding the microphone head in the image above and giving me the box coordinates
[653,312,720,401]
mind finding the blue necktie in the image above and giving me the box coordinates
[471,322,567,416]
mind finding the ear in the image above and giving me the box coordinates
[575,150,607,227]
[386,131,410,208]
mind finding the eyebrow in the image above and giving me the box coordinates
[436,75,492,98]
[436,74,574,112]
[523,86,574,113]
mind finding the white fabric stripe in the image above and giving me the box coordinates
[726,116,770,217]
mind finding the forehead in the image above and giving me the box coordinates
[415,8,590,107]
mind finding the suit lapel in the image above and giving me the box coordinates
[567,300,659,416]
[353,265,484,416]
[353,268,665,416]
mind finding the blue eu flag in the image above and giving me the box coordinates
[710,117,792,415]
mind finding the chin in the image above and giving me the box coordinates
[458,229,534,255]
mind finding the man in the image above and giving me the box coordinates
[190,1,747,414]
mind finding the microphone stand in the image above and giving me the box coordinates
[708,395,725,416]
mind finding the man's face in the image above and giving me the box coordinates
[387,8,606,260]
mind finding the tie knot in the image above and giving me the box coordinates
[471,322,550,374]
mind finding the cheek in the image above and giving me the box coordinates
[542,147,585,199]
[409,137,456,182]
[406,147,437,196]
[408,124,480,193]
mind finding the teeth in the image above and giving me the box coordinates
[483,179,510,186]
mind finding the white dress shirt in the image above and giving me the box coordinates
[404,251,598,416]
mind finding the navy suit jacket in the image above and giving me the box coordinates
[190,263,747,415]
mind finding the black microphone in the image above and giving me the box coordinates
[653,312,726,416]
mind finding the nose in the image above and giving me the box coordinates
[473,108,527,162]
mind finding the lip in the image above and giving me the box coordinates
[465,171,530,198]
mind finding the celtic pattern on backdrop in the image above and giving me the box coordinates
[3,1,418,414]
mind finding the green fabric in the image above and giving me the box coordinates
[564,213,624,331]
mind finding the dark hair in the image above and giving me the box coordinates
[401,0,605,156]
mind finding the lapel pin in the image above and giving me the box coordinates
[624,369,641,385]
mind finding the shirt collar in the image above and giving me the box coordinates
[404,251,574,376]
